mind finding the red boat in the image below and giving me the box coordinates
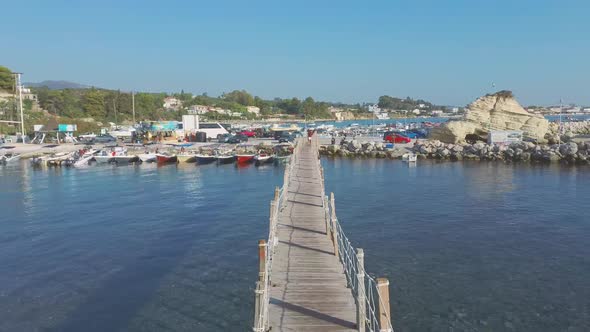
[240,130,256,137]
[156,154,178,163]
[236,154,255,163]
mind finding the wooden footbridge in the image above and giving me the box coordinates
[254,137,393,332]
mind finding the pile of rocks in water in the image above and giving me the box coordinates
[319,140,407,159]
[413,140,590,164]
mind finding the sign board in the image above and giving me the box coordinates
[58,124,77,132]
[488,130,523,144]
[150,121,180,131]
[33,125,44,132]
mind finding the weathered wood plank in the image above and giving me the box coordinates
[269,141,357,331]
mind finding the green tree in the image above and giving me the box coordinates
[0,65,15,91]
[222,90,254,106]
[82,88,105,119]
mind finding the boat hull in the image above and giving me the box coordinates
[177,155,197,163]
[196,155,216,164]
[138,154,157,162]
[255,155,274,166]
[236,155,255,164]
[156,155,177,163]
[113,156,139,164]
[94,156,114,164]
[216,155,236,164]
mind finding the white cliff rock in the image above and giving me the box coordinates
[429,91,549,143]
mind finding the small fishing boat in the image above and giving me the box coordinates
[236,154,255,164]
[274,155,291,165]
[216,154,236,165]
[402,153,417,163]
[73,154,95,167]
[254,152,274,166]
[138,153,157,163]
[94,151,115,164]
[177,154,197,163]
[156,153,177,163]
[0,153,20,165]
[195,154,217,165]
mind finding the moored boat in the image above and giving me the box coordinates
[402,153,417,163]
[236,154,255,164]
[195,154,217,165]
[216,154,236,165]
[138,153,157,163]
[112,155,139,163]
[0,153,20,165]
[156,154,177,163]
[73,154,95,167]
[177,154,197,163]
[254,152,274,166]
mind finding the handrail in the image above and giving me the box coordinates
[253,138,300,331]
[316,134,394,332]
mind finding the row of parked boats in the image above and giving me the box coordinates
[0,153,21,165]
[28,147,289,168]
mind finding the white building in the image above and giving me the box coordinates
[412,109,421,115]
[328,106,344,113]
[451,107,459,113]
[246,106,260,116]
[187,105,208,115]
[368,104,381,113]
[431,110,444,116]
[163,97,181,110]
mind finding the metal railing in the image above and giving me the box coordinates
[253,139,300,332]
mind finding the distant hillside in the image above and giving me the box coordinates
[25,80,91,90]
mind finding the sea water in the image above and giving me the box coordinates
[0,159,588,331]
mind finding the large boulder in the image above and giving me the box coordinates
[429,91,549,143]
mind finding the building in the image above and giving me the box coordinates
[246,106,260,116]
[187,105,208,115]
[163,97,181,110]
[367,104,381,113]
[412,109,421,115]
[328,106,345,113]
[431,110,444,116]
[451,107,460,113]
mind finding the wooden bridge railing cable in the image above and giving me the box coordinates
[254,135,393,332]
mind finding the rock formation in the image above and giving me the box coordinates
[429,91,549,143]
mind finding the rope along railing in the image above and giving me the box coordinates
[253,138,301,332]
[315,134,394,332]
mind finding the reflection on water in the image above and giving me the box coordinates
[0,159,588,331]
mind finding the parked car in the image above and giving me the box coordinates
[226,134,249,144]
[240,130,256,138]
[278,133,296,143]
[92,134,117,143]
[383,131,411,144]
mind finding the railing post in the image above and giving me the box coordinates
[330,192,339,258]
[377,277,392,332]
[357,249,366,332]
[324,195,330,237]
[258,240,267,281]
[253,281,263,331]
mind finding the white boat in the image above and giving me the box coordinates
[138,153,157,163]
[73,154,95,167]
[94,151,115,164]
[1,153,20,164]
[402,153,417,163]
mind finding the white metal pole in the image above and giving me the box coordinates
[132,91,136,123]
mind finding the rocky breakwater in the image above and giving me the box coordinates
[319,140,408,159]
[413,140,589,164]
[429,91,549,143]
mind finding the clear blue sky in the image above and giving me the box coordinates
[2,0,588,106]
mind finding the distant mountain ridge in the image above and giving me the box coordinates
[25,80,92,90]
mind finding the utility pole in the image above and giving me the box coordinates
[132,91,136,123]
[113,98,117,125]
[558,98,562,146]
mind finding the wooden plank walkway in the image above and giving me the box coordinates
[268,141,357,331]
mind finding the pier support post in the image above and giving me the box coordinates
[253,281,264,331]
[377,277,392,332]
[330,192,339,258]
[258,240,267,281]
[325,195,330,238]
[356,248,366,332]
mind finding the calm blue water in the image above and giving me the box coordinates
[1,160,589,331]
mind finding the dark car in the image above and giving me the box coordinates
[92,134,117,143]
[278,133,295,143]
[226,134,249,144]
